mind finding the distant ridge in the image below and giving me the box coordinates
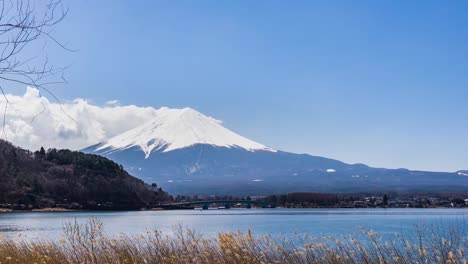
[83,107,468,195]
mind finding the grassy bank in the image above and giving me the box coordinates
[0,219,466,264]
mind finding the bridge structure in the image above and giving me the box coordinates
[157,200,271,210]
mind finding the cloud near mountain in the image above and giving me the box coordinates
[0,87,162,151]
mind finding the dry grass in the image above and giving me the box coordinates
[0,218,466,264]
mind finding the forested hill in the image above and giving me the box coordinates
[0,140,172,210]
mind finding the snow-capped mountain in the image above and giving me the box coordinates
[92,107,275,158]
[83,107,468,195]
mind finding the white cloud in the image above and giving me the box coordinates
[105,100,120,106]
[0,87,159,151]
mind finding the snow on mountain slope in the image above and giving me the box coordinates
[92,107,275,158]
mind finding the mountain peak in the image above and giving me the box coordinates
[92,107,275,158]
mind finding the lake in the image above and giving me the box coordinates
[0,208,466,241]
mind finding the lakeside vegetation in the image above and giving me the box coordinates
[0,219,466,264]
[263,192,468,208]
[173,192,468,209]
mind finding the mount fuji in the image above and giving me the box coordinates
[83,107,468,195]
[91,107,275,158]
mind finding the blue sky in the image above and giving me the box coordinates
[6,0,468,171]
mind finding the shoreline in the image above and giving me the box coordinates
[0,208,80,213]
[31,207,78,212]
[0,206,465,213]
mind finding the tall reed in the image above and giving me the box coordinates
[0,218,466,263]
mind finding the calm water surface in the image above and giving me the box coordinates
[0,208,466,240]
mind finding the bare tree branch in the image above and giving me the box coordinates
[0,84,9,139]
[0,0,74,134]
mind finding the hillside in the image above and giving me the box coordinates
[0,140,171,210]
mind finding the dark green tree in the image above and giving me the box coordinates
[39,147,46,157]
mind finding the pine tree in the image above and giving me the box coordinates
[39,147,46,158]
[383,194,388,206]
